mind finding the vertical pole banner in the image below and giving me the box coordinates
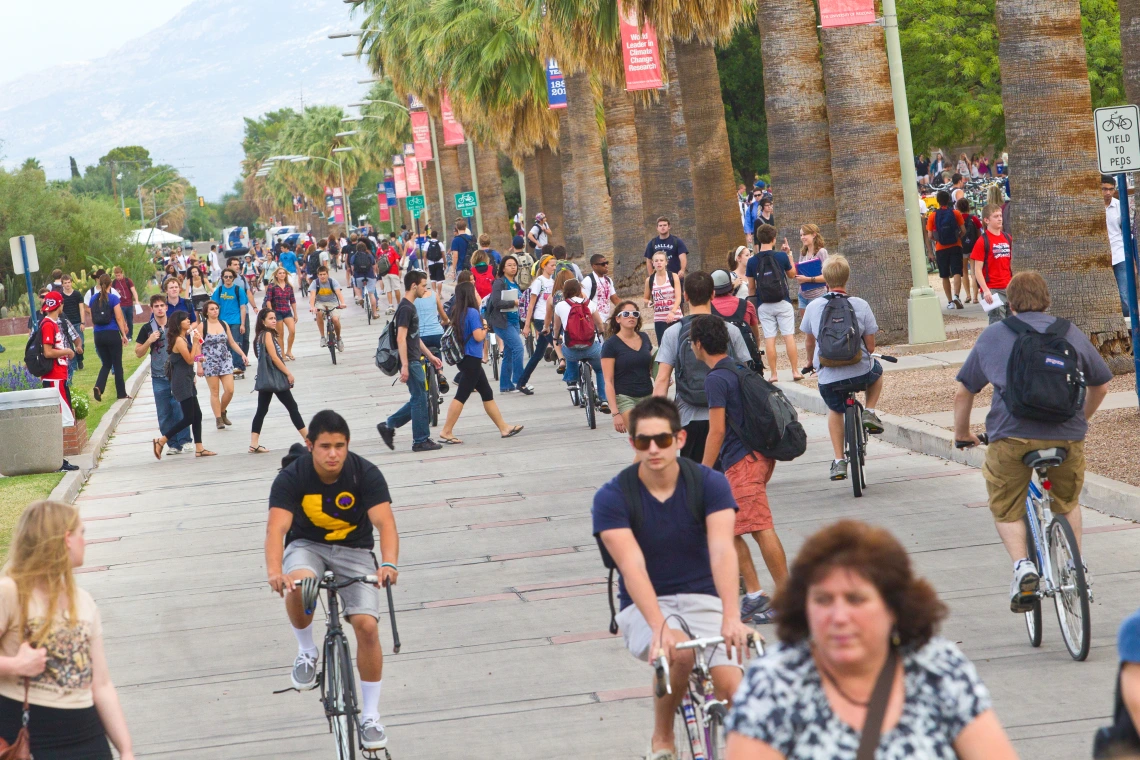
[332,187,345,224]
[619,4,663,91]
[406,155,422,193]
[324,186,334,209]
[546,59,567,109]
[384,179,397,207]
[377,184,390,223]
[393,165,408,198]
[818,0,876,27]
[441,92,466,146]
[410,111,434,161]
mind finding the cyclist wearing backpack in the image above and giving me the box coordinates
[954,272,1111,615]
[350,243,381,321]
[801,255,885,482]
[971,203,1014,324]
[551,279,610,415]
[691,316,789,626]
[747,224,802,381]
[591,397,753,760]
[652,272,752,463]
[925,190,966,310]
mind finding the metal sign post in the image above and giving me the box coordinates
[1115,174,1140,407]
[9,235,40,329]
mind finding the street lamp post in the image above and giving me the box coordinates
[294,154,353,231]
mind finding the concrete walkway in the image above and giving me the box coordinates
[71,295,1140,759]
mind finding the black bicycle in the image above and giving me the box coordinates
[490,333,501,381]
[564,344,600,430]
[422,356,442,427]
[317,304,344,365]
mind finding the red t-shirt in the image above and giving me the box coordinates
[111,277,135,307]
[39,317,70,381]
[710,294,758,326]
[379,247,400,273]
[970,231,1013,290]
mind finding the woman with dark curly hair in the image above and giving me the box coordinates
[725,520,1015,760]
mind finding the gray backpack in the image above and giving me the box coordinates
[817,293,863,367]
[674,316,710,407]
[374,321,400,376]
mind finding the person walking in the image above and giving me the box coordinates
[551,279,610,414]
[487,255,525,393]
[36,293,81,472]
[748,225,802,381]
[792,224,829,318]
[199,300,246,431]
[437,282,524,444]
[643,216,689,280]
[151,311,215,458]
[212,268,249,376]
[186,265,212,318]
[927,190,966,310]
[645,250,683,344]
[134,295,192,455]
[516,255,558,394]
[0,500,136,759]
[161,276,197,324]
[1103,174,1134,319]
[448,219,476,278]
[85,273,129,402]
[249,308,308,454]
[110,266,140,339]
[58,274,85,370]
[580,254,620,321]
[970,204,1014,323]
[266,266,298,361]
[601,300,654,433]
[526,213,551,252]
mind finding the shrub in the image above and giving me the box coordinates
[0,362,39,393]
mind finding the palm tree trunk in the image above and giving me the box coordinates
[756,0,837,252]
[523,152,542,226]
[820,23,911,341]
[995,0,1131,368]
[604,84,646,291]
[671,39,741,273]
[634,92,677,236]
[1123,0,1140,107]
[536,146,566,247]
[423,155,443,233]
[474,143,513,246]
[664,44,700,264]
[434,114,464,232]
[566,72,613,263]
[557,108,586,259]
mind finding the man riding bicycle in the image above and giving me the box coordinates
[309,266,346,351]
[350,243,381,321]
[953,271,1111,614]
[265,410,399,751]
[592,397,753,760]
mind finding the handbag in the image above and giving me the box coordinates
[254,336,291,393]
[0,679,31,760]
[855,648,898,760]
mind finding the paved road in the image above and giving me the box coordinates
[72,292,1139,759]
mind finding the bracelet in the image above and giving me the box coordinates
[380,562,398,571]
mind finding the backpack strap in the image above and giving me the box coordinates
[1001,315,1032,336]
[676,458,706,528]
[1045,317,1071,337]
[732,298,748,322]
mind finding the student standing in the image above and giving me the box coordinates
[110,266,140,339]
[643,216,689,280]
[58,274,85,370]
[135,296,193,455]
[971,204,1014,324]
[86,274,130,402]
[792,224,829,317]
[1103,174,1134,319]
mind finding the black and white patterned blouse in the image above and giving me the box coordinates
[725,637,991,759]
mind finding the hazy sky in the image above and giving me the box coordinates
[1,0,196,84]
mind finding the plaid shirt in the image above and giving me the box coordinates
[265,284,295,313]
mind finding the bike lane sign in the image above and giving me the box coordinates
[1095,105,1140,173]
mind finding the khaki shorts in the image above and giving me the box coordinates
[615,593,741,671]
[382,273,402,292]
[982,437,1085,522]
[283,539,381,619]
[616,394,650,414]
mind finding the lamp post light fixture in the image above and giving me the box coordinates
[332,147,355,154]
[342,51,360,57]
[341,116,363,123]
[335,131,359,137]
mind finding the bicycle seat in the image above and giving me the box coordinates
[1022,447,1068,469]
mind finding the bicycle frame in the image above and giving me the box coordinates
[1025,475,1059,599]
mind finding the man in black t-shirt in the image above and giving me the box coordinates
[643,216,689,279]
[59,274,86,370]
[265,411,398,751]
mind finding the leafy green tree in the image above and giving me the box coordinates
[716,23,769,186]
[99,146,153,170]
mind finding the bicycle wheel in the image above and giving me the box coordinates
[325,634,357,760]
[428,367,440,427]
[491,339,500,381]
[845,405,863,498]
[1049,514,1091,661]
[705,703,728,760]
[1022,510,1043,647]
[328,319,338,365]
[582,364,597,429]
[365,294,372,325]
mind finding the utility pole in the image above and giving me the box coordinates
[465,138,483,236]
[428,114,447,232]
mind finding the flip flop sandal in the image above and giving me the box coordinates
[439,436,463,445]
[501,425,524,439]
[196,450,218,457]
[248,445,270,454]
[152,438,164,460]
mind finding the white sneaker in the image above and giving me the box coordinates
[1010,559,1040,613]
[359,716,388,749]
[320,336,327,347]
[336,338,345,352]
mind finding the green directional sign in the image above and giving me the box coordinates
[406,195,425,213]
[454,191,478,211]
[461,207,474,218]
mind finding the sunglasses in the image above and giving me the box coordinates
[617,310,640,319]
[631,433,675,451]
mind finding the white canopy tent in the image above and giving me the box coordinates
[129,228,184,246]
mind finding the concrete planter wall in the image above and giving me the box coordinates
[0,388,63,476]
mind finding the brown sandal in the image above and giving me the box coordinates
[152,438,164,460]
[196,450,217,457]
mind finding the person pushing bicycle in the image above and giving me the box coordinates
[265,410,399,751]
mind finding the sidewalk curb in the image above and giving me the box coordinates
[775,381,1140,520]
[49,361,151,505]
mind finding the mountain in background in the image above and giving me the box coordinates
[0,0,372,200]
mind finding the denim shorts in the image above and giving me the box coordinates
[818,360,884,414]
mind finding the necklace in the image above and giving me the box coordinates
[816,660,874,707]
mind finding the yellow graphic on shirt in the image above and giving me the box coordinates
[301,492,357,541]
[27,617,93,695]
[317,283,336,298]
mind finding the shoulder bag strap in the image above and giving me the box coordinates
[855,648,898,760]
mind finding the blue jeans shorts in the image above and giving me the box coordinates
[818,360,884,414]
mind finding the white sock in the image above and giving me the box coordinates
[745,590,767,601]
[360,680,382,721]
[865,408,877,415]
[835,458,845,464]
[292,624,317,655]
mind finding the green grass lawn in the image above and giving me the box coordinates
[0,473,66,561]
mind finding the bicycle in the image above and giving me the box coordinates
[1102,113,1134,132]
[956,434,1092,661]
[317,304,344,365]
[653,633,763,760]
[421,355,442,427]
[562,338,600,430]
[490,332,501,382]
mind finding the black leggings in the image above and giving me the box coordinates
[455,355,494,404]
[164,395,203,443]
[252,390,305,434]
[93,330,127,398]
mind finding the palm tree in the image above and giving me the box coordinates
[605,84,646,289]
[557,108,586,259]
[634,90,679,233]
[474,143,514,245]
[522,152,542,228]
[1121,0,1140,106]
[819,23,912,340]
[755,0,837,253]
[536,145,567,243]
[663,43,700,265]
[565,71,613,262]
[995,0,1131,366]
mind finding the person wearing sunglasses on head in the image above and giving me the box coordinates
[601,301,655,434]
[592,397,753,760]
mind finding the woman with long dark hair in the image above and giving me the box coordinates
[151,311,214,458]
[186,265,211,318]
[85,273,130,402]
[248,307,307,454]
[437,282,523,444]
[601,300,654,434]
[199,300,246,430]
[266,266,297,360]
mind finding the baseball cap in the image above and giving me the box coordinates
[535,212,546,221]
[512,235,525,249]
[754,179,767,189]
[711,269,734,295]
[41,291,63,312]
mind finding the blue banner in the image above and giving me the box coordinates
[546,58,567,110]
[384,180,397,207]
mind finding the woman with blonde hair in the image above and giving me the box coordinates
[0,500,134,759]
[792,224,829,317]
[265,265,298,361]
[728,245,752,299]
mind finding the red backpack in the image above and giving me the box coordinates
[565,299,595,347]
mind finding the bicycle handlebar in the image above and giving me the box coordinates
[955,433,989,449]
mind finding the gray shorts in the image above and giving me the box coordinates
[282,539,381,619]
[616,593,741,671]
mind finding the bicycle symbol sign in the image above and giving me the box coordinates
[1094,105,1140,174]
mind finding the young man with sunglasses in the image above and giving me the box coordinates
[592,397,753,760]
[579,254,620,320]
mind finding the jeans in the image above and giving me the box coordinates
[93,330,127,398]
[497,321,525,391]
[152,374,192,449]
[518,324,554,386]
[122,309,135,340]
[562,343,607,403]
[226,322,247,371]
[387,359,430,444]
[1113,260,1135,318]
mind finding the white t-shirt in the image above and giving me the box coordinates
[580,273,616,318]
[528,224,549,248]
[319,249,331,266]
[1107,197,1126,266]
[528,275,555,320]
[553,295,597,326]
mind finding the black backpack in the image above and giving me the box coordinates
[816,293,863,367]
[961,216,981,255]
[24,322,54,378]
[426,239,444,263]
[712,298,764,372]
[89,293,113,326]
[1002,317,1086,423]
[374,321,400,376]
[934,207,960,246]
[753,251,789,304]
[352,250,373,276]
[714,361,807,461]
[595,459,706,634]
[674,316,710,407]
[307,251,322,272]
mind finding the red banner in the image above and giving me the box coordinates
[332,187,345,224]
[377,195,390,223]
[441,92,466,146]
[411,110,434,162]
[393,165,408,198]
[619,4,663,91]
[406,155,422,193]
[818,0,875,27]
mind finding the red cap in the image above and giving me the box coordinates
[41,291,63,312]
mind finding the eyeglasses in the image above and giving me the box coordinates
[617,310,640,319]
[631,432,675,451]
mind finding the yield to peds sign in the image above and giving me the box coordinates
[1095,104,1140,173]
